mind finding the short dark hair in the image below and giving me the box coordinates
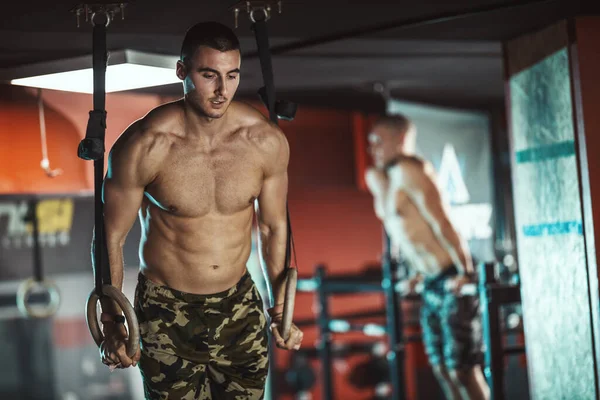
[180,22,240,64]
[373,114,411,135]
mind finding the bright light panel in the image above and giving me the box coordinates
[10,63,180,93]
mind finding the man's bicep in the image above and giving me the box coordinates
[257,170,288,229]
[257,126,289,227]
[103,178,144,242]
[102,147,146,246]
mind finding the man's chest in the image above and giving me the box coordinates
[147,146,264,217]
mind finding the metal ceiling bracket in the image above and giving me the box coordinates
[71,3,127,28]
[230,1,283,28]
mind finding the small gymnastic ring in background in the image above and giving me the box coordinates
[86,285,140,358]
[16,277,61,318]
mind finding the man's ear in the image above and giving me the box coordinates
[176,60,187,81]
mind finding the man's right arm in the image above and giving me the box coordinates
[364,167,388,220]
[99,121,164,315]
[390,161,472,274]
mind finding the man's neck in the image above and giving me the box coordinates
[384,154,406,171]
[384,149,417,170]
[182,99,229,139]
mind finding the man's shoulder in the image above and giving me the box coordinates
[112,102,180,157]
[231,101,271,128]
[388,156,438,190]
[142,100,184,133]
[230,101,286,146]
[390,155,427,174]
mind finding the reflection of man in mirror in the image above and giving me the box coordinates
[365,114,489,400]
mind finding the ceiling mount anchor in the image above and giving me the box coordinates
[230,1,283,28]
[71,3,127,28]
[372,81,391,102]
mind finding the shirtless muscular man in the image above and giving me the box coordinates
[365,115,489,400]
[97,22,303,399]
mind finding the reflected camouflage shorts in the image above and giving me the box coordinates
[134,271,269,400]
[420,266,484,371]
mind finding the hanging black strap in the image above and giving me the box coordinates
[77,15,111,296]
[252,15,296,270]
[253,18,277,123]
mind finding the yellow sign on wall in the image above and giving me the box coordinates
[0,199,75,249]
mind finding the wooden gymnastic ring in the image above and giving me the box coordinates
[16,277,61,318]
[86,284,140,358]
[281,268,298,341]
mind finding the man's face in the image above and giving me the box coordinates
[368,124,402,169]
[176,46,241,119]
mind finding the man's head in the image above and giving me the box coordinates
[176,22,241,119]
[368,114,416,169]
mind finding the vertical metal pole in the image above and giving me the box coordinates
[480,262,505,400]
[316,264,334,399]
[28,198,43,283]
[382,229,406,400]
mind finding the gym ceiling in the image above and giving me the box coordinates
[0,0,589,111]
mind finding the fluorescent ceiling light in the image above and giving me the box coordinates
[11,64,180,94]
[1,50,181,94]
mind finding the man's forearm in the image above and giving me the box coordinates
[259,223,288,309]
[99,242,125,315]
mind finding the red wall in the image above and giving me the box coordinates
[0,87,427,399]
[281,107,385,400]
[37,88,167,189]
[0,86,88,193]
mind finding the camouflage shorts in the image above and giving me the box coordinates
[420,265,484,371]
[134,271,269,400]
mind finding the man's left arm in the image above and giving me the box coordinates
[255,125,303,350]
[255,126,290,314]
[393,163,473,275]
